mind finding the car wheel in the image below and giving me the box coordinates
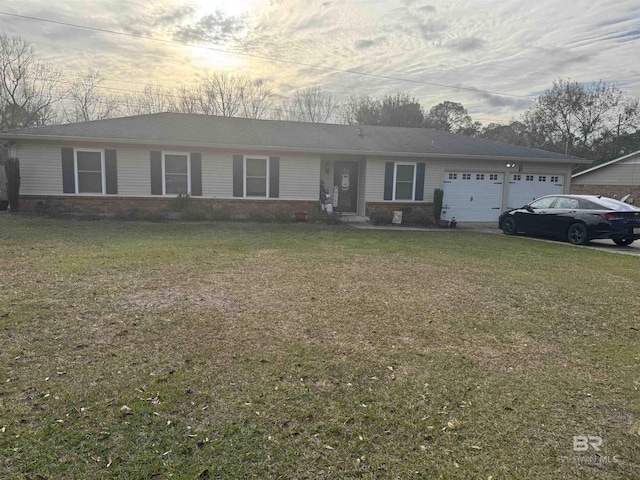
[502,217,516,235]
[613,238,635,246]
[567,223,589,245]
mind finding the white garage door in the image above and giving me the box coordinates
[442,172,503,222]
[506,174,564,209]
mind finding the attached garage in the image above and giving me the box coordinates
[441,172,503,222]
[506,173,564,210]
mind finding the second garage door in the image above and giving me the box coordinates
[506,174,564,210]
[442,172,503,222]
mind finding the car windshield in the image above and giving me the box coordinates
[593,197,640,211]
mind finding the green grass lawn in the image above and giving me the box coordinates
[0,215,638,479]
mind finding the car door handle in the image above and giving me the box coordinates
[569,210,576,213]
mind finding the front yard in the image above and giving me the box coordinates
[0,216,638,479]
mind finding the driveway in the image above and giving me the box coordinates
[585,239,640,256]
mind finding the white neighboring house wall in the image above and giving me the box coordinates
[14,141,321,201]
[571,152,640,185]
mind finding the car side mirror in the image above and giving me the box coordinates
[525,205,534,212]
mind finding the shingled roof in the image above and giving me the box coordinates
[2,112,589,163]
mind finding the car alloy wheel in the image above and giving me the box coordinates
[567,223,589,245]
[502,217,516,235]
[612,238,635,246]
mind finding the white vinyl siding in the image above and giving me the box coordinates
[357,159,366,215]
[279,155,320,200]
[118,149,152,196]
[573,157,640,185]
[201,152,233,197]
[15,143,63,195]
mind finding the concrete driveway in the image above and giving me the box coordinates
[585,239,640,256]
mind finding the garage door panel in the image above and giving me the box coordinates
[442,172,503,222]
[506,174,564,210]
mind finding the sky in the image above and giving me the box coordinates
[1,0,639,125]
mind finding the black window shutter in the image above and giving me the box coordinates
[61,147,75,194]
[233,155,243,197]
[383,161,394,200]
[269,157,279,198]
[190,153,202,196]
[150,151,162,195]
[105,149,118,194]
[415,162,425,201]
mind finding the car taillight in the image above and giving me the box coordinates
[599,213,624,221]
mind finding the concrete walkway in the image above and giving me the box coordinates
[349,220,500,233]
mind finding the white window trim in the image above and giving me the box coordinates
[243,155,270,198]
[392,162,417,201]
[74,148,105,195]
[162,151,191,196]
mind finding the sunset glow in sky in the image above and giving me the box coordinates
[1,0,639,124]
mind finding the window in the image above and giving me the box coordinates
[526,175,534,181]
[489,174,498,181]
[75,149,105,194]
[529,197,556,209]
[163,152,190,195]
[476,174,485,180]
[550,176,559,183]
[245,156,269,197]
[393,163,416,200]
[538,175,546,182]
[462,173,471,180]
[513,174,521,181]
[448,173,457,180]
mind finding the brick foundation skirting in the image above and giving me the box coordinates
[19,195,318,215]
[570,184,640,200]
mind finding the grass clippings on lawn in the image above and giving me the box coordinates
[0,216,639,479]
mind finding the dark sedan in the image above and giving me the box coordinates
[498,195,640,246]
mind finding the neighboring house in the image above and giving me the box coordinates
[0,113,590,222]
[571,150,640,201]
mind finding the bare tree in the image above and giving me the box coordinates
[0,33,62,128]
[522,79,640,159]
[275,87,339,123]
[121,84,171,116]
[64,69,120,122]
[168,85,202,114]
[238,79,273,119]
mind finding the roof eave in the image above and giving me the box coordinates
[1,134,590,163]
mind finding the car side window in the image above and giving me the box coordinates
[529,197,556,209]
[555,198,579,209]
[578,199,602,210]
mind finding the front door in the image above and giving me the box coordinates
[333,161,359,213]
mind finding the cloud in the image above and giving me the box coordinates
[173,10,246,43]
[418,20,448,41]
[476,92,532,110]
[446,37,485,52]
[417,5,436,14]
[354,37,388,50]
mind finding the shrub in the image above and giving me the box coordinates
[4,157,20,212]
[169,193,193,212]
[433,188,444,222]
